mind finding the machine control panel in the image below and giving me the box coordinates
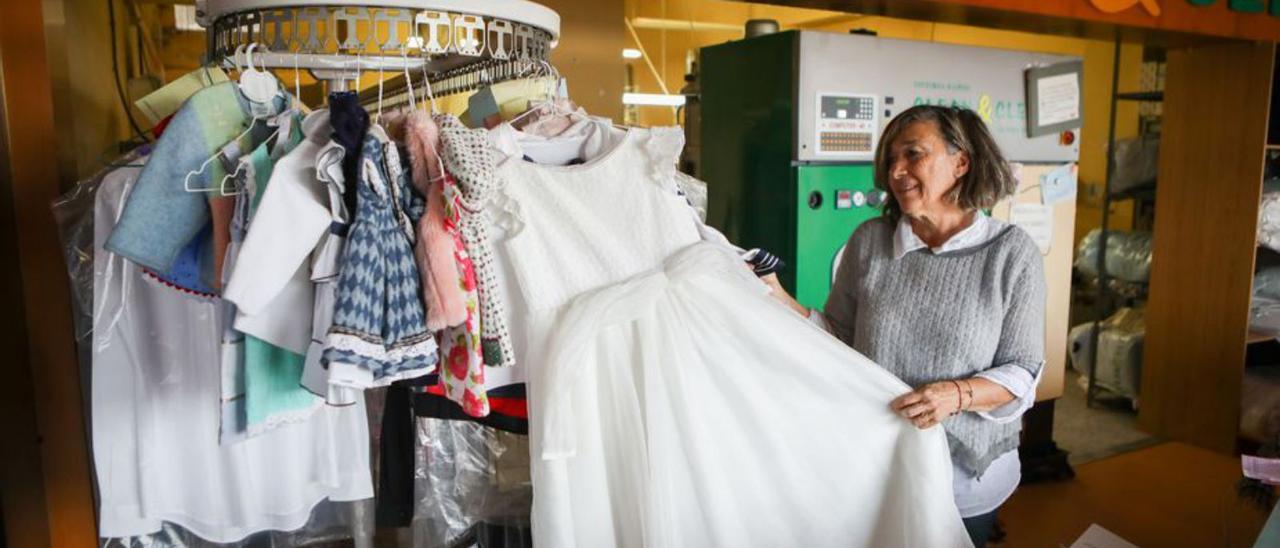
[814,93,878,158]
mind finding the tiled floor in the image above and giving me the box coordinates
[1054,370,1159,465]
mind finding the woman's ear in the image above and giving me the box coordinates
[954,150,971,179]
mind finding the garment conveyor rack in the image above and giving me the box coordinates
[195,0,560,90]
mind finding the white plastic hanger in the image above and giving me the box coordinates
[508,62,578,126]
[239,43,279,104]
[217,161,250,197]
[375,57,386,124]
[293,48,303,109]
[184,43,279,193]
[402,47,417,111]
[420,55,438,114]
[231,43,247,74]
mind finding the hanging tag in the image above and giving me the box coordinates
[276,113,293,139]
[221,139,244,163]
[468,86,501,129]
[248,98,273,119]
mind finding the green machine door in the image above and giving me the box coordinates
[794,164,882,310]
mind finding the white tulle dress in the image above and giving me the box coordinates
[488,126,971,547]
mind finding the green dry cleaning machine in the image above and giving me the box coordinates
[699,30,1080,309]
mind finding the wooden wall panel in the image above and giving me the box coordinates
[1138,41,1274,453]
[0,0,98,545]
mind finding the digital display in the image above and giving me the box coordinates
[816,93,878,157]
[821,95,874,120]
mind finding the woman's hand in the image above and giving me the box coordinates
[760,273,809,316]
[890,382,963,429]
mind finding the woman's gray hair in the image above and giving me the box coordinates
[873,105,1017,222]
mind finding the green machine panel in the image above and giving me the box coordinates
[700,32,801,287]
[701,32,886,309]
[794,164,881,310]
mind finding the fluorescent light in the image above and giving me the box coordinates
[623,93,686,107]
[630,17,742,32]
[622,48,642,59]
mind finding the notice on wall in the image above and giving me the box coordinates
[1037,72,1080,128]
[1010,203,1053,254]
[1040,163,1078,206]
[1025,60,1083,138]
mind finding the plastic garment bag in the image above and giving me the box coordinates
[1259,192,1280,253]
[54,154,375,548]
[1074,228,1153,284]
[1067,308,1145,403]
[411,417,532,548]
[1251,268,1280,338]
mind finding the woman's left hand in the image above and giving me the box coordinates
[890,382,962,429]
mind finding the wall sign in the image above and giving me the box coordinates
[1088,0,1280,17]
[1090,0,1163,16]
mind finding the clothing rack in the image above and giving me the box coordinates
[359,55,561,111]
[197,0,559,89]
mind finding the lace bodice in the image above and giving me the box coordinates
[493,126,701,312]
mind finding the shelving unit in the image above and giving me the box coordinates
[1085,35,1162,407]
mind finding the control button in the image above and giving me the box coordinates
[836,190,853,209]
[867,190,887,207]
[852,191,867,207]
[808,190,823,210]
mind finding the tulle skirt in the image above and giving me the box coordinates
[526,242,971,548]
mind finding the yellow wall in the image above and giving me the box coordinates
[43,0,141,184]
[622,0,1144,244]
[544,0,627,121]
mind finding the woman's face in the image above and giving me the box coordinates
[885,120,969,219]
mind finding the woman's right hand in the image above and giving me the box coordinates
[761,273,810,317]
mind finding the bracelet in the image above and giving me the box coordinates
[962,380,975,411]
[951,380,963,416]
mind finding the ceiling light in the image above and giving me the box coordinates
[622,93,686,107]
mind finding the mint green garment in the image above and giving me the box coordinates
[238,112,320,434]
[244,336,316,429]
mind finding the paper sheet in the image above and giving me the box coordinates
[1070,524,1139,548]
[1037,72,1081,128]
[1010,203,1053,254]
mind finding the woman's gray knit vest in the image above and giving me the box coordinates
[823,217,1046,477]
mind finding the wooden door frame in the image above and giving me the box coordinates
[0,0,98,545]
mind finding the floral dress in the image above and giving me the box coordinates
[437,171,488,416]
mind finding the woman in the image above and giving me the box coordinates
[767,104,1046,547]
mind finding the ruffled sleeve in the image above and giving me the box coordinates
[642,126,686,194]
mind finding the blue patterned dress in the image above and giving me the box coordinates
[321,130,436,381]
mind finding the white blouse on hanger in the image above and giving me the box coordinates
[92,161,372,542]
[225,110,332,355]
